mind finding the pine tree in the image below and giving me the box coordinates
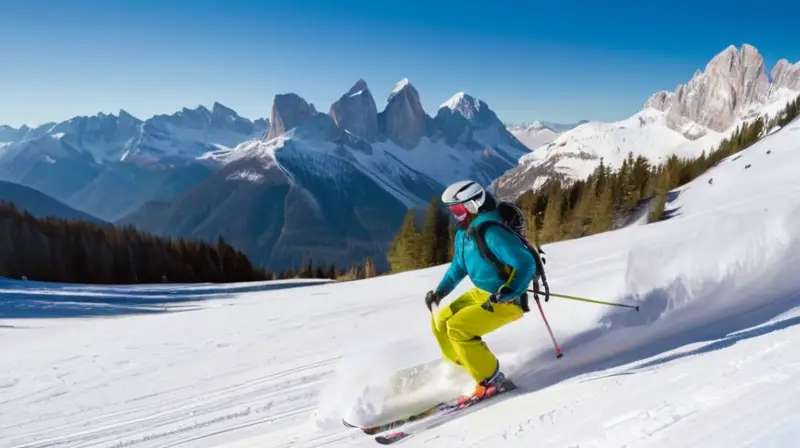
[589,186,614,234]
[447,220,456,259]
[538,193,563,243]
[419,199,449,267]
[564,183,594,238]
[618,152,641,212]
[433,204,451,264]
[386,209,422,273]
[648,166,671,223]
[0,202,270,284]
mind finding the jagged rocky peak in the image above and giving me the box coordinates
[771,59,800,91]
[266,93,318,140]
[438,91,504,128]
[658,43,771,135]
[434,92,498,144]
[208,101,256,133]
[179,105,213,120]
[328,78,379,142]
[441,92,478,118]
[644,91,674,112]
[117,109,139,124]
[211,101,237,117]
[379,78,431,149]
[738,44,770,105]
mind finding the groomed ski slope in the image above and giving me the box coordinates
[2,120,800,448]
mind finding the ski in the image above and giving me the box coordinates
[341,401,450,435]
[374,382,519,445]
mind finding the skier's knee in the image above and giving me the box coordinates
[446,324,476,342]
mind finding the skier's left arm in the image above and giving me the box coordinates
[484,227,535,302]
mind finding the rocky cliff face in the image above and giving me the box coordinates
[378,79,434,149]
[646,44,773,137]
[266,94,318,141]
[494,43,800,201]
[771,59,800,92]
[328,79,379,142]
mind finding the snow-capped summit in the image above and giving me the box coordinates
[493,43,800,199]
[440,91,471,112]
[379,78,432,149]
[128,79,530,271]
[388,78,411,102]
[646,44,772,137]
[438,92,492,125]
[433,91,521,154]
[328,79,379,142]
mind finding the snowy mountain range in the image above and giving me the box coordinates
[4,41,796,272]
[120,79,530,271]
[493,43,800,199]
[506,120,587,151]
[0,104,267,220]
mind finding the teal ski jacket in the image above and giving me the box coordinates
[434,210,535,303]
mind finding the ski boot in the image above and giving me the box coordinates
[457,369,516,406]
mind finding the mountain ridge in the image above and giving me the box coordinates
[492,43,800,199]
[0,103,267,221]
[120,78,530,271]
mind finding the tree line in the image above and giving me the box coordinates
[379,94,800,274]
[0,201,341,284]
[7,95,795,284]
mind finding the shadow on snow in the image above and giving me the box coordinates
[513,285,800,395]
[0,277,328,319]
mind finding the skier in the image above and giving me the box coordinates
[424,180,535,403]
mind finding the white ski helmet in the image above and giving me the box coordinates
[441,180,486,221]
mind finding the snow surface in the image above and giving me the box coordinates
[440,92,468,111]
[507,124,560,151]
[2,119,800,447]
[220,119,525,209]
[512,89,799,186]
[388,79,411,102]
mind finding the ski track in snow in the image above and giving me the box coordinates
[2,120,800,447]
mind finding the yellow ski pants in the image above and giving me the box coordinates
[431,287,524,383]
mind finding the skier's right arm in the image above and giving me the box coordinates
[434,232,466,298]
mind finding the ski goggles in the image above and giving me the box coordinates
[446,201,479,222]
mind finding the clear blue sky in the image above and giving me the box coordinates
[2,0,799,128]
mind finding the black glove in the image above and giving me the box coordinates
[425,290,444,311]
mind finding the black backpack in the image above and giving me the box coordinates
[467,201,549,310]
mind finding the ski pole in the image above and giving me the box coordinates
[534,296,563,358]
[528,289,639,311]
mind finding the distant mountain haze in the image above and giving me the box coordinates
[0,180,108,225]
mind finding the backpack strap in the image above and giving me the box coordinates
[468,220,550,305]
[468,220,511,282]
